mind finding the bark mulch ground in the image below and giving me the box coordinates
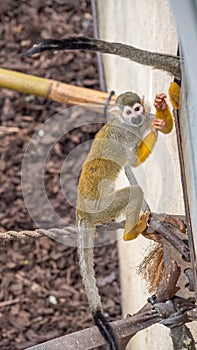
[0,1,121,349]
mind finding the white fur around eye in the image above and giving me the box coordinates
[133,103,143,113]
[123,106,133,118]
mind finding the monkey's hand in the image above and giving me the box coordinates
[154,93,173,134]
[154,93,167,111]
[152,93,166,134]
[151,119,165,135]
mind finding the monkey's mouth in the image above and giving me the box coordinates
[130,114,143,126]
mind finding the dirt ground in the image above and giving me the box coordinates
[0,1,121,349]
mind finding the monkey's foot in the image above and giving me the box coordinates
[168,82,180,110]
[123,211,150,241]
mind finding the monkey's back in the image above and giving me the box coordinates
[78,157,121,200]
[78,121,129,200]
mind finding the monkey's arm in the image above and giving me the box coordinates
[154,81,181,133]
[132,94,173,166]
[154,95,174,134]
[154,82,180,135]
[168,81,181,110]
[132,130,158,167]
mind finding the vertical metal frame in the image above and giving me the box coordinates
[169,0,197,297]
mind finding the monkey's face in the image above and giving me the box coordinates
[122,103,145,127]
[108,102,153,129]
[112,91,153,128]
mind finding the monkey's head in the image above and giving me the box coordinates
[113,92,151,127]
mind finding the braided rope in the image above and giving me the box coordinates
[0,223,81,244]
[0,229,45,241]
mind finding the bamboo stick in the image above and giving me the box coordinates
[0,68,116,106]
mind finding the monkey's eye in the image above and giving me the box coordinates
[133,103,143,113]
[123,106,132,117]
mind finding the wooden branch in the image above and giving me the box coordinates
[25,304,161,350]
[7,273,192,350]
[149,215,190,261]
[5,210,192,350]
[0,68,116,106]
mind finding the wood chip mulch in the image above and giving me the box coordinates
[0,1,121,349]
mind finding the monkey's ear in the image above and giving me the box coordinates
[142,96,151,113]
[141,95,151,113]
[107,105,122,122]
[141,95,145,106]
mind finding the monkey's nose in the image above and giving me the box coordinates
[131,115,142,125]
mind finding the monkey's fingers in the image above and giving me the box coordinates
[154,94,167,111]
[152,119,165,132]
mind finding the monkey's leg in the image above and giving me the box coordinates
[89,186,132,224]
[90,186,149,240]
[123,186,150,240]
[168,81,180,109]
[133,131,157,166]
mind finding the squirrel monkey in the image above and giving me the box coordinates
[77,91,173,349]
[22,36,180,350]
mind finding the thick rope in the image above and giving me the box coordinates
[0,225,78,242]
[0,229,45,241]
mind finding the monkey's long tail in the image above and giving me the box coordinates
[21,36,181,79]
[77,223,121,350]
